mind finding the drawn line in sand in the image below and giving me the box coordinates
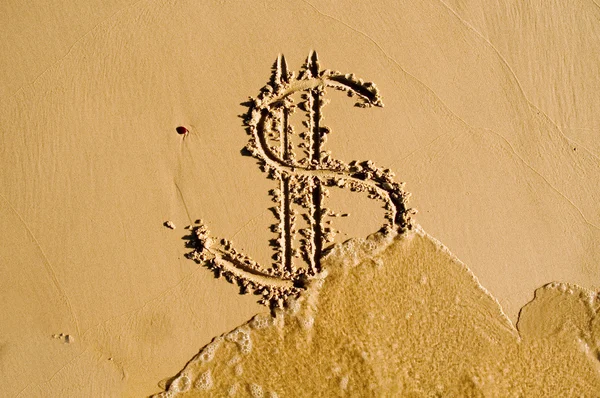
[185,52,416,308]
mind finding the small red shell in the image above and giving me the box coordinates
[176,126,188,135]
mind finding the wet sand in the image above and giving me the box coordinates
[153,227,600,397]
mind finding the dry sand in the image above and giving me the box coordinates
[1,1,599,396]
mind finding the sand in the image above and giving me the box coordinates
[154,228,600,397]
[1,1,599,396]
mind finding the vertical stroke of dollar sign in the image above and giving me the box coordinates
[188,52,416,307]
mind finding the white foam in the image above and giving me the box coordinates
[249,383,264,398]
[226,327,253,355]
[340,375,349,390]
[235,364,243,376]
[250,314,272,330]
[198,337,223,363]
[298,315,314,330]
[228,383,239,396]
[194,369,213,391]
[227,355,241,366]
[169,374,191,393]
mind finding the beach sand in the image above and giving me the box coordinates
[1,1,599,396]
[154,227,600,397]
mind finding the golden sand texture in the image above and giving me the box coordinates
[153,228,600,397]
[182,51,415,310]
[2,1,600,396]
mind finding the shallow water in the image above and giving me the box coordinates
[153,227,600,397]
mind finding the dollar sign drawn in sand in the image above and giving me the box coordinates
[187,52,416,307]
